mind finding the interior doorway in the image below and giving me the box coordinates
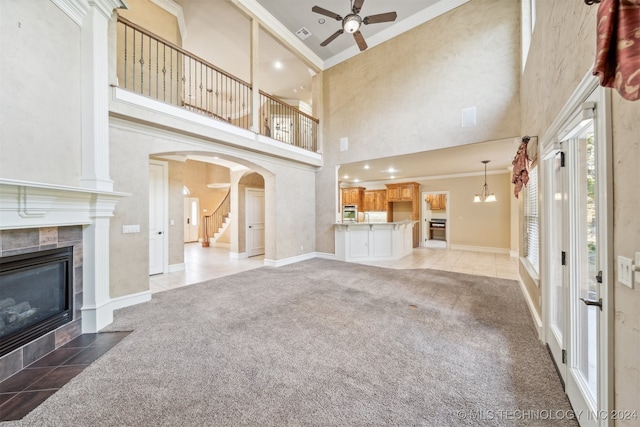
[421,191,449,249]
[246,188,265,257]
[183,197,200,243]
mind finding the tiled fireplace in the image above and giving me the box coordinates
[0,226,84,382]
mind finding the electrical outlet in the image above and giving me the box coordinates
[617,256,633,288]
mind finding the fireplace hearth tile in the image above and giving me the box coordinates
[0,389,57,421]
[26,365,85,391]
[0,367,54,393]
[74,266,83,293]
[28,348,83,368]
[61,333,98,348]
[0,332,131,421]
[55,319,82,348]
[22,334,56,367]
[0,350,23,383]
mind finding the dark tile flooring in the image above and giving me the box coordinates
[0,331,131,421]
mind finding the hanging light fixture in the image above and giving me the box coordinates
[474,160,497,203]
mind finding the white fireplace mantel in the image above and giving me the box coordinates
[0,178,129,230]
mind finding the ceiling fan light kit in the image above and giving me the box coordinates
[474,160,497,203]
[312,0,397,51]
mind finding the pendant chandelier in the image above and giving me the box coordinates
[473,160,497,203]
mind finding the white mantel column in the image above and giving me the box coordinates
[80,0,125,191]
[79,0,128,333]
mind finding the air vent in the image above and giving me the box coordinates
[296,27,312,40]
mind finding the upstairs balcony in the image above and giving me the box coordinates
[115,16,319,154]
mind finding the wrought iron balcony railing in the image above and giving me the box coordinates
[116,16,318,153]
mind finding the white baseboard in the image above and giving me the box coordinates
[230,251,247,259]
[510,250,519,258]
[109,290,152,312]
[169,263,185,273]
[212,242,230,248]
[263,252,316,267]
[518,278,543,340]
[449,244,510,255]
[315,252,338,260]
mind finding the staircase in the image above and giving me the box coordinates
[202,190,230,247]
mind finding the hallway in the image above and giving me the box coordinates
[149,244,519,293]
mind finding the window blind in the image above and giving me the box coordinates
[524,166,539,273]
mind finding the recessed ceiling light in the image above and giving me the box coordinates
[293,88,298,93]
[343,175,349,179]
[354,179,360,183]
[388,167,396,173]
[390,175,395,179]
[364,164,370,169]
[274,61,283,70]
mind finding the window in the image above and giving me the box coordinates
[521,0,537,72]
[524,165,539,273]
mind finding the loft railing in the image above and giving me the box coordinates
[259,91,318,152]
[116,16,319,152]
[202,190,231,247]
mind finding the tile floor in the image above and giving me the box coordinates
[149,243,520,294]
[0,331,131,421]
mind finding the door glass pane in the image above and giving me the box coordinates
[576,122,598,404]
[191,200,198,226]
[550,153,564,342]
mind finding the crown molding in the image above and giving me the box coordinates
[50,0,89,26]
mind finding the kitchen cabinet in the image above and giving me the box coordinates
[386,182,418,202]
[341,187,365,207]
[426,194,447,210]
[363,190,387,212]
[385,182,420,248]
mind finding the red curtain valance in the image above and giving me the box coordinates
[593,0,640,101]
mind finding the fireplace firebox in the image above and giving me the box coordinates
[0,246,73,357]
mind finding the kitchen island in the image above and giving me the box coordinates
[334,221,417,262]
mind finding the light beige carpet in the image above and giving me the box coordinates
[8,259,576,426]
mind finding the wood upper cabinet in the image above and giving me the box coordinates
[426,193,447,210]
[341,187,365,207]
[363,190,387,211]
[386,182,419,202]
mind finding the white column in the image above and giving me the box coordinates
[250,18,260,134]
[79,0,127,332]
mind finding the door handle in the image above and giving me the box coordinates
[157,231,163,235]
[248,225,252,228]
[595,270,603,283]
[579,297,602,311]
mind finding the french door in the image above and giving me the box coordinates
[544,91,611,426]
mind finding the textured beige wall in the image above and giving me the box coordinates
[0,0,82,185]
[317,0,521,253]
[418,174,512,249]
[521,0,640,418]
[118,0,181,45]
[167,160,184,265]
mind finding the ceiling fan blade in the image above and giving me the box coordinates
[363,11,398,25]
[312,6,342,21]
[321,29,344,46]
[353,31,368,51]
[352,0,365,14]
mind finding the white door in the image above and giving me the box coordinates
[183,197,199,243]
[546,150,568,381]
[545,95,611,426]
[246,188,265,257]
[149,162,167,275]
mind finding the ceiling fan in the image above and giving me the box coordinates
[312,0,397,51]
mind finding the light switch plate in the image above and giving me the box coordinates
[122,225,141,234]
[617,256,633,288]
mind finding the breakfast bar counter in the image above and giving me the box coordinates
[334,221,416,262]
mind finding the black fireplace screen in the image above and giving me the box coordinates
[0,246,73,357]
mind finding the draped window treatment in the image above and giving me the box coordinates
[593,0,640,101]
[512,136,530,198]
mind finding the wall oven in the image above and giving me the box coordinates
[342,205,358,222]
